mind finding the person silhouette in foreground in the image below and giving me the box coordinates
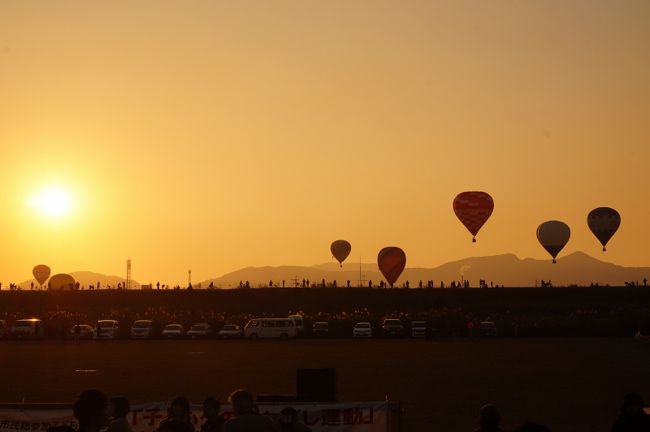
[201,397,224,432]
[107,397,133,432]
[158,396,194,432]
[474,404,503,432]
[274,407,311,432]
[611,393,650,432]
[512,422,550,432]
[73,389,110,432]
[222,389,278,432]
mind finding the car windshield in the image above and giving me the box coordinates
[98,322,115,328]
[14,322,33,328]
[384,320,401,325]
[191,324,208,330]
[221,325,237,330]
[165,325,181,330]
[356,323,370,329]
[133,321,151,328]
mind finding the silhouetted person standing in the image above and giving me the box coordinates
[512,422,550,432]
[158,396,194,432]
[611,393,650,432]
[222,389,277,432]
[73,389,111,432]
[107,397,133,432]
[474,404,503,432]
[201,397,224,432]
[274,407,311,432]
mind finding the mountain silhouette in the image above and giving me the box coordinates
[201,252,649,288]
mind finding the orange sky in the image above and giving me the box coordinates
[1,1,649,286]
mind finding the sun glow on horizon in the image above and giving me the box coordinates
[26,185,75,219]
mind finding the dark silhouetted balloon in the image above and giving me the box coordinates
[330,240,352,267]
[32,265,51,286]
[377,247,406,287]
[588,207,621,252]
[453,191,494,242]
[536,221,571,263]
[49,273,76,290]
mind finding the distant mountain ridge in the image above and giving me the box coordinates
[202,252,649,288]
[15,252,649,290]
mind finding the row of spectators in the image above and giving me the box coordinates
[63,390,650,432]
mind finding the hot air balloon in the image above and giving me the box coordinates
[536,221,571,263]
[32,265,51,287]
[453,191,494,242]
[588,207,621,252]
[48,273,76,290]
[377,247,406,288]
[330,240,351,267]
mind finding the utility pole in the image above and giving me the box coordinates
[126,259,132,290]
[358,256,367,288]
[188,269,192,288]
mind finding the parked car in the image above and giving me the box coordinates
[95,320,120,339]
[381,319,405,337]
[411,321,428,338]
[130,320,157,339]
[187,323,214,339]
[312,321,329,337]
[352,322,373,338]
[161,324,185,338]
[70,324,96,340]
[11,318,44,339]
[244,318,297,340]
[479,321,498,337]
[216,324,242,339]
[0,320,7,339]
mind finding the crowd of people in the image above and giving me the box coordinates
[52,390,650,432]
[64,389,311,432]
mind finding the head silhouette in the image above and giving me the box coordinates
[109,397,130,419]
[228,389,255,416]
[73,389,110,432]
[478,404,501,430]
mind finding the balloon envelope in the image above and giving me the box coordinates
[330,240,352,267]
[588,207,621,251]
[453,191,494,242]
[32,265,51,286]
[49,273,76,290]
[377,247,406,287]
[536,221,571,263]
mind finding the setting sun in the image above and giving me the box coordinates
[26,185,74,219]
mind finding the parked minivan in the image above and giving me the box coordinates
[96,320,120,339]
[130,320,156,339]
[11,318,45,339]
[244,318,298,340]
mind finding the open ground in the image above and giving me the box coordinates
[1,338,649,431]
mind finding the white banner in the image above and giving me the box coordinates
[0,402,390,432]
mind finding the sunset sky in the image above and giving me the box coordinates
[1,1,649,286]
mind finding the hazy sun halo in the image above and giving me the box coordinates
[26,186,74,219]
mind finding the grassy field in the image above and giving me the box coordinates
[1,338,649,431]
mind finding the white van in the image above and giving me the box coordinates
[244,318,298,340]
[96,320,120,339]
[288,315,305,336]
